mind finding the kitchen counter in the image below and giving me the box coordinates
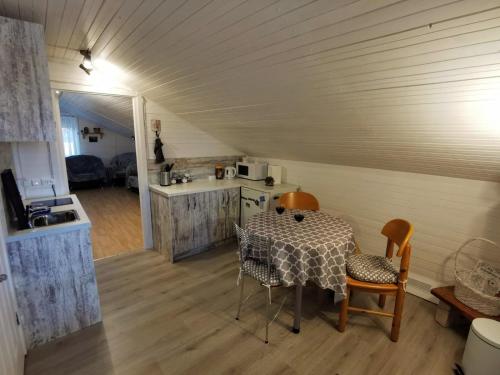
[6,194,90,242]
[150,178,298,197]
[6,193,100,349]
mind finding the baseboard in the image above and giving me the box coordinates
[406,273,439,304]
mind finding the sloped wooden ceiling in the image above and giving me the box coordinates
[2,1,500,181]
[59,92,134,136]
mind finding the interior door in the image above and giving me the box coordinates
[0,227,25,375]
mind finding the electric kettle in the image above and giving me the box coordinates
[224,166,236,179]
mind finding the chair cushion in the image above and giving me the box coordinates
[243,259,281,286]
[346,254,399,284]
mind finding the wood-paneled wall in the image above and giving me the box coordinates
[145,100,242,160]
[254,157,500,299]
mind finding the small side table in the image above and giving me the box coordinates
[431,286,500,327]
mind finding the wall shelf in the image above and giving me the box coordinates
[81,131,104,139]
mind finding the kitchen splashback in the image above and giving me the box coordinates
[148,155,243,184]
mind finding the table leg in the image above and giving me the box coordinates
[293,284,303,334]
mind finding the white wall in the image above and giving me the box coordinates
[77,118,135,166]
[253,157,500,300]
[145,100,241,160]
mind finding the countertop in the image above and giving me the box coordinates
[6,194,91,243]
[150,178,298,197]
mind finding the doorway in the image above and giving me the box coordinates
[57,91,143,259]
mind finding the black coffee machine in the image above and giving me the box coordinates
[1,169,29,229]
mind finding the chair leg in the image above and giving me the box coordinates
[390,288,406,342]
[338,286,350,332]
[378,294,386,308]
[265,286,272,344]
[235,273,245,320]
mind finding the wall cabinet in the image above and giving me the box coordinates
[151,188,240,262]
[0,16,55,142]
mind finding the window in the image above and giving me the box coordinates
[60,116,81,157]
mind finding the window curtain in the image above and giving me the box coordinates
[61,116,81,157]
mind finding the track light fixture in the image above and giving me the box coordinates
[79,49,93,75]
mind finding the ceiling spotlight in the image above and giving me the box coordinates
[79,49,93,75]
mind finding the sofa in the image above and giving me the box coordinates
[66,155,106,189]
[109,152,136,185]
[126,161,138,190]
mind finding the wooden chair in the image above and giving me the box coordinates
[279,192,319,211]
[338,219,414,342]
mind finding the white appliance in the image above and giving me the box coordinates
[236,162,267,180]
[240,185,295,227]
[224,166,236,179]
[462,318,500,375]
[268,165,282,185]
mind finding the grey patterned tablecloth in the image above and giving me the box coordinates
[246,210,355,299]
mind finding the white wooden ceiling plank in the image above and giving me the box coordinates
[103,0,191,62]
[63,0,103,59]
[44,0,66,44]
[149,61,500,107]
[82,0,125,50]
[88,0,145,57]
[250,3,497,74]
[146,0,460,89]
[32,0,47,26]
[128,0,350,81]
[177,1,500,95]
[53,0,85,50]
[18,0,33,21]
[162,24,500,103]
[92,0,164,59]
[115,0,215,68]
[140,27,500,101]
[120,0,280,73]
[161,32,500,102]
[0,0,20,18]
[298,12,500,73]
[126,0,251,79]
[132,0,403,89]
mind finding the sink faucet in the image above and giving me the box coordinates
[27,205,50,228]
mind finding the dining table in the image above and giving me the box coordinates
[246,209,356,333]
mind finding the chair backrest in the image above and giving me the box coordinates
[381,219,413,257]
[279,192,320,211]
[381,219,414,283]
[234,224,273,282]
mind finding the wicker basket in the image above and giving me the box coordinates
[454,237,500,316]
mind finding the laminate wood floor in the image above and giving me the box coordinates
[25,246,467,375]
[75,187,143,260]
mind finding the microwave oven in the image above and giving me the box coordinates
[236,162,268,180]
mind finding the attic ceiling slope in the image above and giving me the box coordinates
[59,92,134,137]
[3,0,500,182]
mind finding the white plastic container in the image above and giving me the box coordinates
[462,318,500,375]
[268,165,282,185]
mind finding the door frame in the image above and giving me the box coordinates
[50,84,153,250]
[0,224,26,374]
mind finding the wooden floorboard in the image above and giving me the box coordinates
[25,246,467,375]
[75,187,143,260]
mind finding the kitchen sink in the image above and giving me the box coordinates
[30,210,79,228]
